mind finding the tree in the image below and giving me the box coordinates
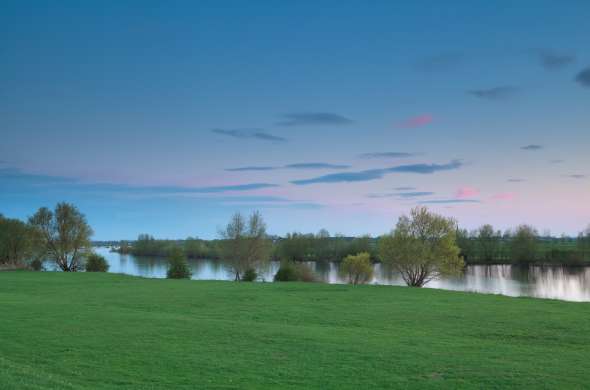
[0,215,35,266]
[29,202,93,272]
[578,225,590,261]
[378,207,464,287]
[166,247,191,279]
[476,224,501,262]
[509,225,538,264]
[85,253,110,272]
[340,252,373,285]
[218,211,271,281]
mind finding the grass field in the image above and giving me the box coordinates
[1,272,589,389]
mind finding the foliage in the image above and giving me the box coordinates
[2,272,590,389]
[578,225,590,262]
[85,253,110,272]
[119,235,218,259]
[0,214,37,266]
[166,248,192,279]
[509,225,539,264]
[273,261,316,282]
[29,258,44,271]
[241,268,258,282]
[218,211,271,281]
[379,207,464,287]
[274,231,377,263]
[28,202,93,272]
[340,252,373,285]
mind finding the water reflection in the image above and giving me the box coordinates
[67,247,590,302]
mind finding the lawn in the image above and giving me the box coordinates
[0,272,589,389]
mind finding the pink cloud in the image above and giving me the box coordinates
[397,114,433,128]
[455,186,480,199]
[491,192,515,201]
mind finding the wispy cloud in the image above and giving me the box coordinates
[564,174,586,179]
[284,163,350,169]
[549,159,564,164]
[468,86,518,100]
[455,186,480,199]
[491,192,515,201]
[359,152,417,159]
[212,128,286,142]
[532,49,576,70]
[388,160,463,174]
[291,160,463,185]
[225,166,276,172]
[419,199,480,205]
[276,112,354,126]
[367,191,434,199]
[397,191,435,198]
[575,67,590,88]
[394,186,416,191]
[397,114,433,128]
[225,162,349,172]
[507,178,526,183]
[0,168,279,195]
[521,144,543,151]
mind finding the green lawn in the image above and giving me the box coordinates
[1,272,589,389]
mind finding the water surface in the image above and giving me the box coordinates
[79,247,590,302]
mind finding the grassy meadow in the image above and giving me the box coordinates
[1,271,589,389]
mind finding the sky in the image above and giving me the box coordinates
[1,1,589,240]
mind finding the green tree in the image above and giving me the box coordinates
[85,253,110,272]
[0,215,35,266]
[476,224,501,263]
[509,225,539,264]
[218,211,271,281]
[166,248,191,279]
[379,207,464,287]
[577,225,590,261]
[29,203,93,272]
[340,252,373,285]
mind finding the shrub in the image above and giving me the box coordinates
[85,253,110,272]
[166,248,192,279]
[29,258,44,271]
[340,252,373,285]
[274,261,316,282]
[242,268,258,282]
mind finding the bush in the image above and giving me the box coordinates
[166,248,191,279]
[274,261,316,282]
[340,252,373,285]
[242,268,258,282]
[29,258,44,271]
[85,253,110,272]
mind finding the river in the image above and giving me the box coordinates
[72,247,590,302]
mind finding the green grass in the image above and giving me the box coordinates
[1,272,589,389]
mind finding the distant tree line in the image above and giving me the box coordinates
[3,202,590,289]
[456,224,590,265]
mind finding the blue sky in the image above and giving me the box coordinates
[1,1,589,239]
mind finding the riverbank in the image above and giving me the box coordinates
[1,272,589,389]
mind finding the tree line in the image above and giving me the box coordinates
[2,202,590,288]
[0,203,108,272]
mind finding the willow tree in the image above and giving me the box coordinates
[29,202,93,272]
[218,211,271,281]
[379,207,463,287]
[340,252,373,285]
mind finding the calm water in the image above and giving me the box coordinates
[80,247,590,302]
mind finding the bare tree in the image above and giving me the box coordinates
[218,211,271,281]
[29,202,93,272]
[378,207,463,287]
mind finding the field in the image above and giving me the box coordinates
[1,272,589,389]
